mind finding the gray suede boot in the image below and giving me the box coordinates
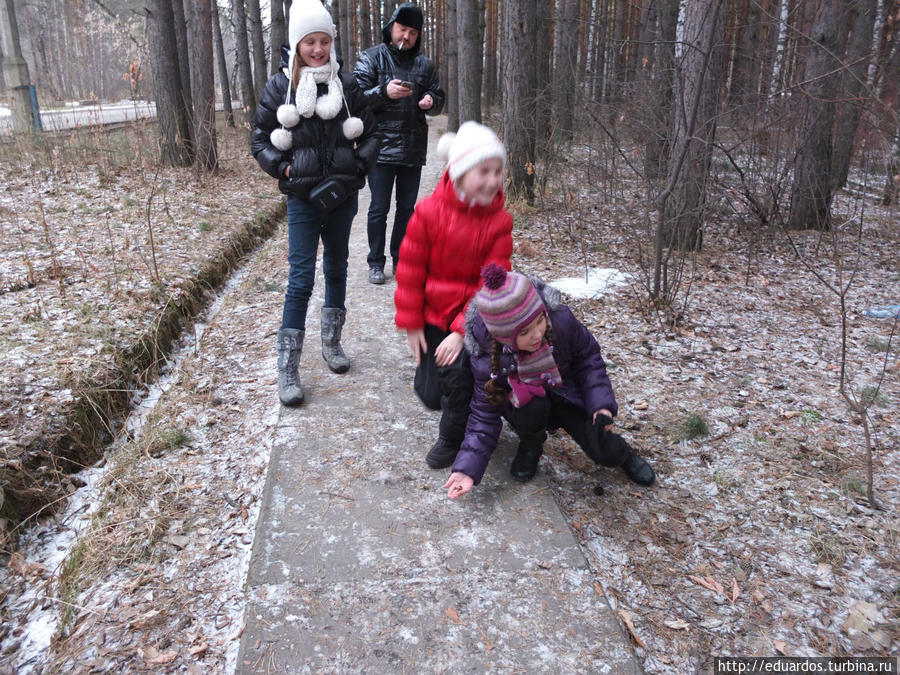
[276,328,304,406]
[321,307,350,374]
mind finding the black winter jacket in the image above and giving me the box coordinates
[352,6,445,166]
[251,47,381,200]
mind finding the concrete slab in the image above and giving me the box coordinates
[237,118,641,674]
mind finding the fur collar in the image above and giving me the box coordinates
[464,275,562,357]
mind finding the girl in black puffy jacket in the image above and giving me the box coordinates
[251,0,381,407]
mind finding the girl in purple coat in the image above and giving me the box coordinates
[444,264,655,499]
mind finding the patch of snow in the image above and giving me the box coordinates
[549,267,629,299]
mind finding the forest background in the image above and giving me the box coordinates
[0,0,898,671]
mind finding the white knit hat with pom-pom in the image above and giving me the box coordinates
[437,121,507,182]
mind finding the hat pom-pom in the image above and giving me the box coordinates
[342,116,364,140]
[271,127,292,151]
[437,131,456,162]
[277,104,300,128]
[481,263,507,290]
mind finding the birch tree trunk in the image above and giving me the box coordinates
[768,0,789,97]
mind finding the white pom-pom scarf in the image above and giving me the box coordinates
[270,63,365,150]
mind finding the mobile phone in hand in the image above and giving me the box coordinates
[398,80,413,89]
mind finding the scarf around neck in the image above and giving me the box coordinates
[507,339,562,408]
[294,63,343,120]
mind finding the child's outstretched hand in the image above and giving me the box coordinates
[444,472,474,499]
[435,331,463,366]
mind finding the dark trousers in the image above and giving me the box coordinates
[281,194,358,330]
[413,324,473,445]
[504,395,631,467]
[365,163,422,269]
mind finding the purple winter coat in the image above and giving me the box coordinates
[452,277,618,485]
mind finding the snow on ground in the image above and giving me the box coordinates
[548,266,630,299]
[1,122,898,672]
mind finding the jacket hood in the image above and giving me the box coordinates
[464,275,562,358]
[382,3,423,57]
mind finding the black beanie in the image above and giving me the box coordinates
[394,4,424,31]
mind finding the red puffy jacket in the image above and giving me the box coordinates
[394,171,513,333]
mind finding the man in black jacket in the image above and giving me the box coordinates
[353,2,445,285]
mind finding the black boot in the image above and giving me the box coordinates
[425,371,471,469]
[425,437,459,469]
[621,450,655,486]
[510,432,546,482]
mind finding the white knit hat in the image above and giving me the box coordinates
[287,0,338,79]
[437,121,507,182]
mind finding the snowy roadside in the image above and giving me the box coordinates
[2,230,287,672]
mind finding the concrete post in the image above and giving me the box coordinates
[0,0,41,133]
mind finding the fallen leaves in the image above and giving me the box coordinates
[444,605,461,624]
[689,574,725,595]
[688,574,741,604]
[618,609,646,648]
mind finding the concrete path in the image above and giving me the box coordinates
[237,117,641,674]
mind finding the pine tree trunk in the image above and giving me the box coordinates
[187,0,217,170]
[660,0,725,256]
[358,0,372,54]
[231,0,256,122]
[502,0,538,204]
[245,0,267,99]
[457,0,484,123]
[270,0,286,76]
[831,0,876,192]
[552,0,579,140]
[787,0,849,231]
[445,0,459,130]
[171,0,194,116]
[146,0,193,166]
[211,0,235,127]
[643,0,679,180]
[731,0,761,105]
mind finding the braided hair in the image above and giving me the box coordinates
[482,316,554,407]
[484,338,507,406]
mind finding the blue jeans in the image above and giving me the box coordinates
[365,163,422,269]
[281,194,358,330]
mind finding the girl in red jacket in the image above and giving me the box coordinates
[394,122,513,470]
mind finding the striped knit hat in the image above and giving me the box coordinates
[475,264,546,347]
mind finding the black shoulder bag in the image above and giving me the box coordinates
[309,120,352,214]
